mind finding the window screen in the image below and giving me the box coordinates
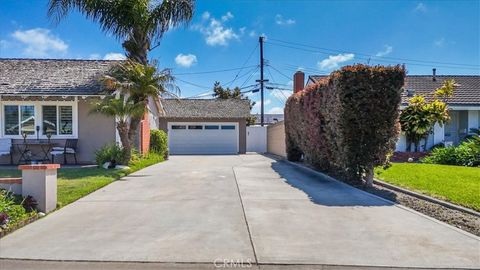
[4,105,19,135]
[20,105,35,135]
[42,106,57,135]
[59,106,73,135]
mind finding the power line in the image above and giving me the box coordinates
[266,41,480,71]
[222,65,259,87]
[227,43,259,88]
[267,38,480,68]
[175,78,211,89]
[173,65,258,75]
[240,66,260,88]
[266,63,292,80]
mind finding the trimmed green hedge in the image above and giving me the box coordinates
[150,129,168,157]
[285,64,405,184]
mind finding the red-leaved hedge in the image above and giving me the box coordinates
[285,64,405,184]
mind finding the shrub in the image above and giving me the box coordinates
[422,137,480,166]
[285,64,405,185]
[0,190,33,229]
[150,129,168,155]
[95,143,128,166]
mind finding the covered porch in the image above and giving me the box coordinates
[0,95,116,164]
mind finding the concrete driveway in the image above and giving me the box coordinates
[1,155,479,269]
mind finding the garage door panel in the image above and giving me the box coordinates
[168,122,238,155]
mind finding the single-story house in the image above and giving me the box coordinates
[159,99,250,155]
[0,59,251,164]
[305,70,480,152]
[0,59,123,164]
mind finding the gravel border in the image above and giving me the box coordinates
[360,184,480,236]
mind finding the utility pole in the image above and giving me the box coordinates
[256,36,268,126]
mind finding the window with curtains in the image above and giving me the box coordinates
[2,104,75,137]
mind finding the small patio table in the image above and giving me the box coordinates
[14,141,56,164]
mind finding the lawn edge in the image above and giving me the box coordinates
[373,178,480,217]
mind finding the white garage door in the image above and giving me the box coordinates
[168,122,239,154]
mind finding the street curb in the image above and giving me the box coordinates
[373,179,480,217]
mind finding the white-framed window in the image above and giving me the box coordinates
[0,100,78,139]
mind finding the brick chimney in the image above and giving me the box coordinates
[293,71,305,93]
[432,68,436,81]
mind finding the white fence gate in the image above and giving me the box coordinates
[246,126,267,153]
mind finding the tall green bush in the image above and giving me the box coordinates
[285,64,405,186]
[150,129,168,155]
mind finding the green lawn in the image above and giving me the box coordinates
[0,153,164,208]
[375,163,480,211]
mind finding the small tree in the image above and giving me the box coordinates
[92,61,175,163]
[212,82,257,125]
[400,79,454,152]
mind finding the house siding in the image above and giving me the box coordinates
[158,117,246,154]
[77,100,116,163]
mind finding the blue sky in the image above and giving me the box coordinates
[1,0,479,114]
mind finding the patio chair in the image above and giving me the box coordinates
[50,139,78,164]
[0,138,13,165]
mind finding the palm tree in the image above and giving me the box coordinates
[48,0,195,64]
[48,0,193,153]
[94,61,176,162]
[92,97,145,163]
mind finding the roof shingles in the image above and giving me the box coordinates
[0,59,120,95]
[161,99,251,119]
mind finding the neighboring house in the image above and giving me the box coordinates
[158,99,250,155]
[306,71,480,152]
[252,113,284,125]
[0,59,122,164]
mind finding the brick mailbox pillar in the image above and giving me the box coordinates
[18,164,60,213]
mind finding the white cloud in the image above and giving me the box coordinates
[103,52,126,60]
[317,53,355,70]
[249,30,257,38]
[221,12,234,22]
[253,99,272,111]
[275,14,296,25]
[434,37,445,47]
[175,53,197,68]
[375,45,393,57]
[267,107,284,114]
[194,12,239,46]
[414,3,427,13]
[201,11,210,20]
[11,28,68,57]
[88,53,101,60]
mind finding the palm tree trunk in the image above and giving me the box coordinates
[116,121,132,164]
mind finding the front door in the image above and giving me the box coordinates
[444,111,459,145]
